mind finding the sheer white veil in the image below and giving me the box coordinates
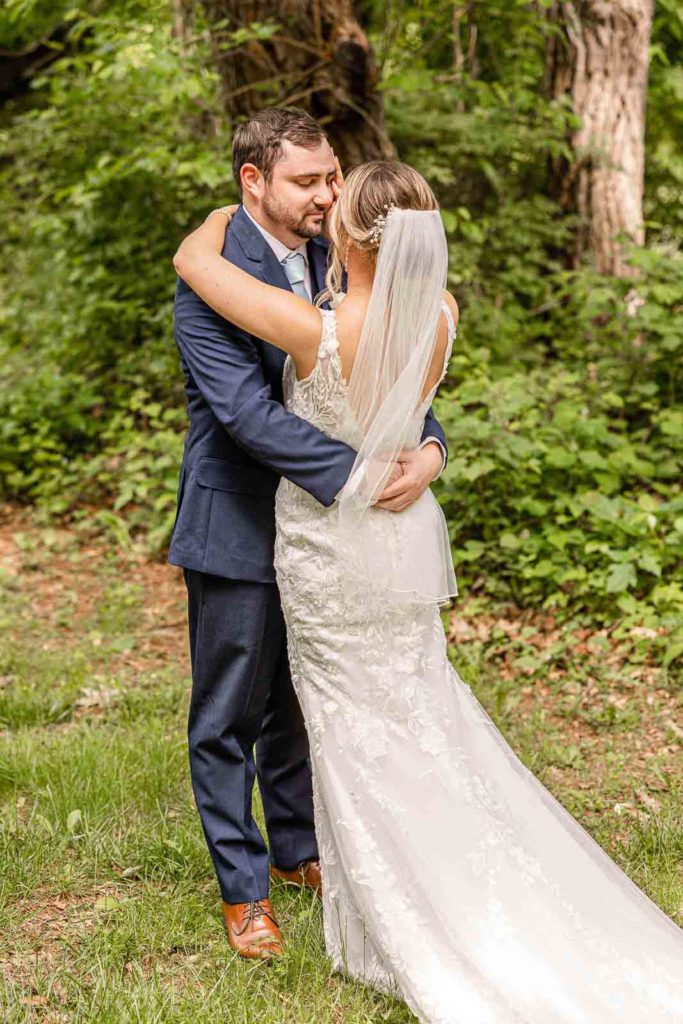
[336,205,458,606]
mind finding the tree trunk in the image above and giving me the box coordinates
[199,0,394,167]
[546,0,654,277]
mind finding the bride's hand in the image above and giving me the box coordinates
[323,152,343,239]
[205,203,240,225]
[174,204,239,271]
[331,152,344,202]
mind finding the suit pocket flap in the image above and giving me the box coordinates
[195,457,276,498]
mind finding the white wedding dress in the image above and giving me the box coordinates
[273,305,683,1024]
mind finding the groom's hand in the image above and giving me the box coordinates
[374,443,443,512]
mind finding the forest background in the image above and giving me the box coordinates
[1,2,682,1021]
[1,0,682,649]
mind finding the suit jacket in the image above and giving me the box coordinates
[168,205,448,583]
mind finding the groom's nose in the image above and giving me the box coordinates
[312,184,333,210]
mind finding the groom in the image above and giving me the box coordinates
[170,107,448,959]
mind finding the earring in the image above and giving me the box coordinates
[343,241,349,272]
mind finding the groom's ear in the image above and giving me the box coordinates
[240,163,264,200]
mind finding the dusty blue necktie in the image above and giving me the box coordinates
[281,251,310,302]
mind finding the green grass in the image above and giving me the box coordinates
[0,516,681,1022]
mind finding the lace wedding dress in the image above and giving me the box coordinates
[273,306,683,1024]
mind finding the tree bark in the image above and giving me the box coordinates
[199,0,394,167]
[546,0,654,277]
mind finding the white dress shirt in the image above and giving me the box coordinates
[242,205,445,479]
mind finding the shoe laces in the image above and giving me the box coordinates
[237,899,275,933]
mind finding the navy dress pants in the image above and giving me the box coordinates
[183,568,318,903]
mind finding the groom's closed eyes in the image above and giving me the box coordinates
[292,172,337,189]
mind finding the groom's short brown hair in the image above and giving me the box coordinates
[232,107,327,193]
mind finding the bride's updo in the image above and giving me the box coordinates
[319,161,438,305]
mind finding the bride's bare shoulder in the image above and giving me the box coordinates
[333,296,367,347]
[334,296,366,328]
[441,289,459,326]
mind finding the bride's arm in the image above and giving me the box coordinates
[173,211,322,367]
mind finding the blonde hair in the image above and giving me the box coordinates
[317,161,439,306]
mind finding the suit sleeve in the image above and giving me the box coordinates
[174,279,357,507]
[421,407,449,469]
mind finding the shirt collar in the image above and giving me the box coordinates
[243,205,309,265]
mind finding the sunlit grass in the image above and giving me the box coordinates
[0,525,680,1022]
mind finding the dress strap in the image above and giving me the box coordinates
[319,308,340,359]
[438,300,456,380]
[440,299,457,344]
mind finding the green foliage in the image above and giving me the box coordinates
[0,0,73,50]
[647,0,683,236]
[0,0,681,632]
[0,0,229,542]
[434,253,683,629]
[377,0,683,632]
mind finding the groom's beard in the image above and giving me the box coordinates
[262,191,325,240]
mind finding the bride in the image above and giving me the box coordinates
[173,160,683,1023]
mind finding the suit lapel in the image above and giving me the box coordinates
[307,237,330,307]
[260,244,294,294]
[228,206,294,295]
[229,206,332,308]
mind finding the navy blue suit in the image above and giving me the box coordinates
[169,206,448,902]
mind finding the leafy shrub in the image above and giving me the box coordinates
[0,0,681,644]
[435,237,683,630]
[0,1,229,539]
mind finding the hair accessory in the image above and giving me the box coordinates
[369,203,398,247]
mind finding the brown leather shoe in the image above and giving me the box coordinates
[221,898,284,960]
[270,859,322,898]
